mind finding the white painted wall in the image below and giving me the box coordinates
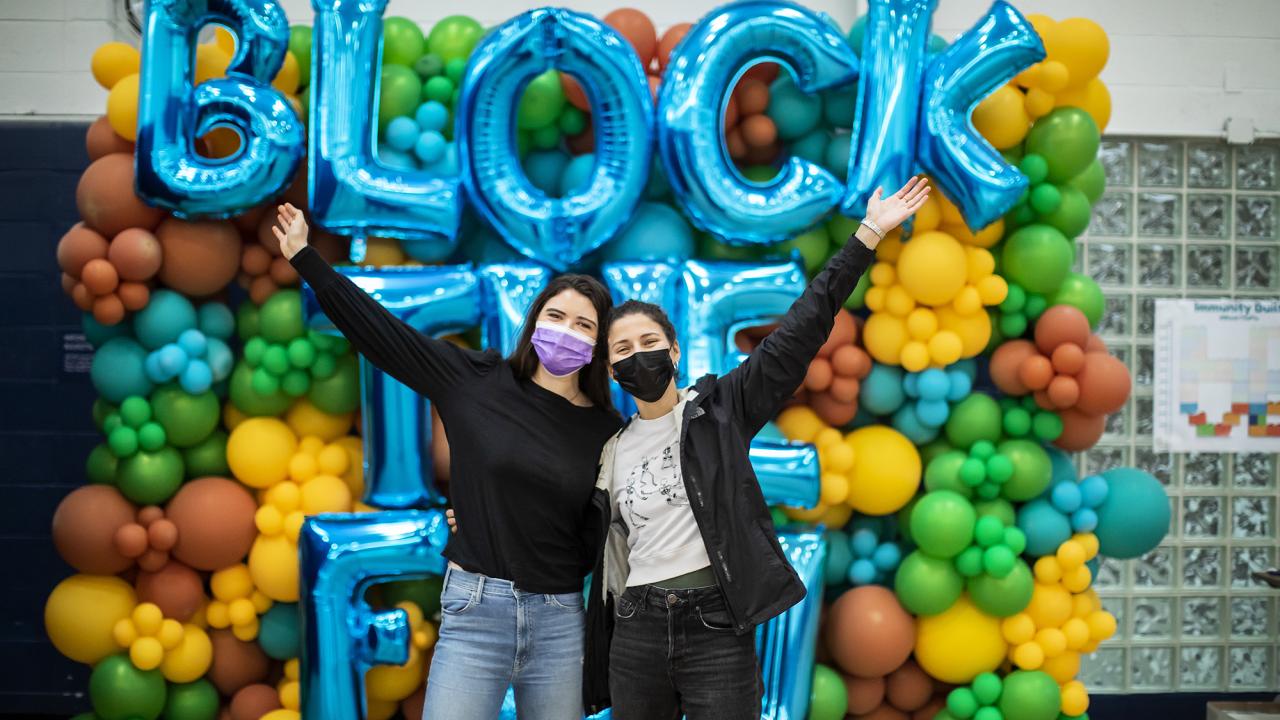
[2,0,1278,139]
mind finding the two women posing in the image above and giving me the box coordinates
[274,177,928,720]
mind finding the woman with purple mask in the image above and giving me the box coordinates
[274,204,621,720]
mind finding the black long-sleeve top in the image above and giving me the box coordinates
[291,246,621,593]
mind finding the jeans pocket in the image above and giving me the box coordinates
[548,592,584,612]
[440,578,477,616]
[614,594,638,620]
[696,605,734,632]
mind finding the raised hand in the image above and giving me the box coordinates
[865,176,931,235]
[271,202,309,260]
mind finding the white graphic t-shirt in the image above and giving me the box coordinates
[612,405,712,586]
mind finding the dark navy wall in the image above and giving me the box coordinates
[0,120,97,716]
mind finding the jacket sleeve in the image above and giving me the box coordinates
[717,236,876,436]
[289,245,496,401]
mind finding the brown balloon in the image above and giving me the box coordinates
[57,223,110,276]
[242,244,272,275]
[744,139,781,166]
[1034,305,1091,355]
[1017,354,1053,391]
[826,586,915,678]
[912,697,947,720]
[268,256,298,285]
[988,340,1037,395]
[80,258,120,296]
[61,273,77,294]
[117,282,151,311]
[725,128,748,160]
[885,660,933,712]
[109,228,164,281]
[845,674,886,715]
[1074,351,1131,416]
[76,153,165,237]
[208,629,270,695]
[136,560,205,622]
[71,283,94,311]
[657,23,691,72]
[93,293,127,326]
[310,229,350,264]
[156,218,242,298]
[51,485,137,574]
[115,522,149,559]
[232,206,267,237]
[560,74,589,112]
[603,8,657,68]
[811,391,858,427]
[856,702,910,720]
[248,276,279,305]
[832,344,871,378]
[804,358,834,392]
[818,310,858,358]
[742,62,780,86]
[401,677,427,720]
[229,683,282,720]
[828,375,861,405]
[1054,407,1107,452]
[566,121,595,156]
[735,78,770,116]
[1050,342,1085,375]
[86,115,135,161]
[1046,375,1080,409]
[740,114,778,148]
[166,477,258,571]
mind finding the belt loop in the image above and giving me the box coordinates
[473,572,486,605]
[442,565,452,591]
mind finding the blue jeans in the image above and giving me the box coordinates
[422,566,586,720]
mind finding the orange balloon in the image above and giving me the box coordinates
[1018,354,1054,391]
[109,228,163,281]
[86,115,135,161]
[1074,351,1131,416]
[885,660,933,712]
[71,283,94,311]
[242,244,272,275]
[93,293,126,325]
[912,698,947,720]
[561,73,590,112]
[844,674,886,715]
[735,78,770,115]
[805,357,834,392]
[603,9,657,69]
[1047,374,1080,408]
[826,587,915,678]
[1085,335,1108,353]
[829,376,860,404]
[156,218,242,298]
[81,258,120,295]
[741,114,777,147]
[269,256,298,285]
[57,223,110,276]
[76,153,166,237]
[61,273,77,294]
[647,74,661,103]
[725,128,748,160]
[657,23,691,72]
[1035,305,1091,355]
[819,310,858,357]
[811,392,858,427]
[743,62,780,86]
[1054,407,1106,451]
[744,140,781,165]
[724,95,740,131]
[832,345,871,377]
[117,282,150,311]
[858,704,910,720]
[989,339,1038,395]
[1051,343,1085,375]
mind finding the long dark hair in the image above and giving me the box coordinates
[508,274,617,415]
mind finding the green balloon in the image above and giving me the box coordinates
[236,297,260,340]
[259,290,304,344]
[1066,159,1105,204]
[1032,411,1064,442]
[422,75,454,104]
[281,368,311,397]
[1025,108,1100,183]
[559,106,587,136]
[947,687,979,719]
[974,498,1016,527]
[426,15,485,63]
[770,506,789,528]
[71,714,99,720]
[779,228,830,275]
[972,672,1003,705]
[1043,186,1091,238]
[414,53,444,79]
[844,271,872,310]
[289,26,313,87]
[1051,273,1104,329]
[120,396,152,426]
[924,451,971,496]
[517,70,565,130]
[983,545,1017,576]
[1002,224,1072,295]
[182,430,229,478]
[382,17,426,67]
[530,123,561,150]
[379,64,422,129]
[998,670,1062,720]
[909,490,976,559]
[230,361,293,416]
[308,353,360,414]
[895,550,964,615]
[809,664,849,720]
[311,351,337,379]
[998,439,1053,501]
[955,546,984,578]
[108,426,139,458]
[87,443,119,484]
[117,447,184,505]
[946,394,1002,449]
[919,437,956,468]
[163,678,218,720]
[251,367,281,395]
[974,516,1004,547]
[152,385,219,448]
[445,58,467,85]
[137,422,167,452]
[1029,184,1061,214]
[698,233,762,261]
[382,576,444,618]
[968,558,1033,616]
[1019,154,1049,185]
[90,654,166,720]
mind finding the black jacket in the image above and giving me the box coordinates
[581,237,876,713]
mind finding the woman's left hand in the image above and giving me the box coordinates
[865,176,931,234]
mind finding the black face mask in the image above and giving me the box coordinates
[612,349,675,403]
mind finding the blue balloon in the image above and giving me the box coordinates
[157,345,188,378]
[135,0,303,217]
[873,541,902,571]
[1016,498,1072,557]
[757,530,827,720]
[377,146,418,171]
[206,338,235,380]
[522,151,571,197]
[659,1,858,244]
[414,101,449,133]
[429,141,459,177]
[144,352,165,384]
[180,359,214,394]
[458,8,653,270]
[902,372,920,398]
[310,0,461,247]
[303,265,483,508]
[1071,507,1099,533]
[849,558,878,585]
[1051,481,1083,514]
[197,303,235,341]
[892,403,939,445]
[177,329,208,358]
[851,529,879,557]
[917,1,1045,229]
[600,202,695,263]
[560,153,596,196]
[414,130,447,165]
[299,510,449,718]
[917,368,950,401]
[1095,467,1170,560]
[946,368,973,400]
[861,363,906,415]
[916,398,951,428]
[1079,473,1110,508]
[134,290,197,351]
[385,116,420,152]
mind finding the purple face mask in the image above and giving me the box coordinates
[531,321,595,377]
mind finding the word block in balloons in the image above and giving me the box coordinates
[139,0,1045,262]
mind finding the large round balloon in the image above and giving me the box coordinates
[845,425,922,514]
[45,574,137,664]
[895,550,964,615]
[76,153,165,237]
[1025,107,1100,183]
[914,594,1007,684]
[1094,467,1170,559]
[910,490,976,558]
[90,653,166,720]
[52,485,137,574]
[166,477,258,571]
[826,586,915,678]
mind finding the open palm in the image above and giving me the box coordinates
[866,176,931,233]
[271,203,309,260]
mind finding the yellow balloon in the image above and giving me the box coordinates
[1034,556,1063,584]
[289,452,319,483]
[1060,680,1089,715]
[1043,649,1080,684]
[1075,532,1100,560]
[366,650,425,702]
[1035,627,1067,657]
[158,619,185,650]
[915,194,943,232]
[927,330,963,367]
[1055,78,1111,132]
[1086,609,1116,640]
[212,564,254,600]
[818,441,854,475]
[91,42,141,90]
[935,306,992,359]
[814,427,843,449]
[976,275,1009,306]
[45,574,137,664]
[972,85,1030,150]
[1002,613,1036,645]
[229,597,257,626]
[161,624,213,683]
[106,73,140,142]
[1025,87,1056,119]
[194,44,232,85]
[1038,60,1070,93]
[228,417,299,489]
[365,698,400,720]
[777,405,824,443]
[214,27,237,55]
[130,637,164,670]
[844,425,920,514]
[915,595,1008,684]
[233,617,261,642]
[906,308,938,340]
[1062,617,1090,650]
[1063,565,1092,593]
[114,618,139,648]
[1011,640,1045,670]
[1052,18,1109,89]
[365,237,408,265]
[821,504,853,527]
[952,286,982,316]
[897,231,968,306]
[946,219,1004,249]
[301,474,354,513]
[250,535,301,602]
[273,52,301,94]
[886,285,916,317]
[1026,582,1073,629]
[317,444,351,477]
[863,313,907,366]
[1056,540,1085,569]
[901,341,930,372]
[262,712,301,720]
[784,503,829,523]
[820,473,850,506]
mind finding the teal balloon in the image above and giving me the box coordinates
[768,74,823,141]
[83,312,132,348]
[790,128,831,167]
[560,153,595,196]
[910,490,976,559]
[600,203,694,263]
[91,337,153,404]
[258,602,301,660]
[1002,224,1073,295]
[134,290,197,350]
[968,558,1034,617]
[822,85,858,127]
[1025,108,1100,183]
[895,550,964,615]
[861,363,906,415]
[998,670,1061,720]
[1017,499,1072,556]
[1095,467,1170,559]
[825,530,854,585]
[846,16,867,57]
[523,150,570,197]
[824,133,852,177]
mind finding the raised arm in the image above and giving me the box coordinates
[275,204,495,401]
[719,178,930,436]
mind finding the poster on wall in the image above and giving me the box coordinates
[1153,299,1280,452]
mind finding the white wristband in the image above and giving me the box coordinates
[860,218,885,240]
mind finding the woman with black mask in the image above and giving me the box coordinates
[274,203,620,719]
[585,177,930,719]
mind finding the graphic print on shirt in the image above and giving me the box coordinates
[620,440,686,533]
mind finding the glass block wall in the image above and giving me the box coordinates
[1075,139,1280,693]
